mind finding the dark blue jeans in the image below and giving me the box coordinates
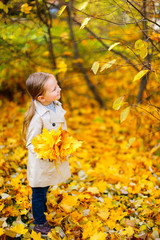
[32,186,49,224]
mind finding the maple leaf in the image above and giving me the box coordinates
[47,228,62,240]
[32,126,82,166]
[97,209,110,220]
[87,187,99,194]
[90,231,106,240]
[10,224,28,235]
[60,195,78,213]
[31,230,43,240]
[0,228,4,237]
[121,226,134,237]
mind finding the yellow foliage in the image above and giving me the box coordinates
[121,226,134,237]
[21,3,32,14]
[56,57,67,73]
[97,208,110,220]
[87,187,99,194]
[31,230,43,240]
[1,67,160,239]
[82,219,103,239]
[93,180,106,193]
[0,177,4,187]
[32,125,82,166]
[90,231,106,240]
[0,228,4,236]
[10,224,28,235]
[47,228,63,240]
[60,194,78,213]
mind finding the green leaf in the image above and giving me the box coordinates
[113,96,124,110]
[93,117,103,123]
[91,61,99,74]
[133,70,149,82]
[120,107,131,123]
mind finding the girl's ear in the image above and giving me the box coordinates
[37,95,45,103]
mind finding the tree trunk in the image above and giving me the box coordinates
[35,0,61,87]
[66,1,106,109]
[137,0,151,103]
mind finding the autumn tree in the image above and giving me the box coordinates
[0,0,159,108]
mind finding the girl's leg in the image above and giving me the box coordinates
[32,186,49,224]
[44,186,49,212]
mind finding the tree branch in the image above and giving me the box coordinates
[72,17,139,72]
[127,0,160,28]
[66,2,106,109]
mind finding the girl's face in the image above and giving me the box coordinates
[38,76,61,105]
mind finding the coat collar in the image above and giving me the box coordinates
[35,100,62,117]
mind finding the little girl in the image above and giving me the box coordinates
[23,72,71,235]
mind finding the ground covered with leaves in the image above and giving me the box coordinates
[0,74,160,239]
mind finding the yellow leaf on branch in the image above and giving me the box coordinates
[135,39,148,49]
[91,61,99,74]
[139,47,148,59]
[77,2,88,10]
[133,70,149,82]
[21,3,32,14]
[100,59,116,72]
[58,5,67,16]
[108,42,121,51]
[120,107,131,123]
[113,96,124,110]
[80,17,91,29]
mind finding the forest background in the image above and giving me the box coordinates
[0,0,160,239]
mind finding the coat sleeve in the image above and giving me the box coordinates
[26,114,43,155]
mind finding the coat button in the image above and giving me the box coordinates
[52,123,56,126]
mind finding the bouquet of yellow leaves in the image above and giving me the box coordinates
[31,125,82,166]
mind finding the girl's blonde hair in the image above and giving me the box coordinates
[22,72,52,139]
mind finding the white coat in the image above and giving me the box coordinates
[26,100,71,187]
